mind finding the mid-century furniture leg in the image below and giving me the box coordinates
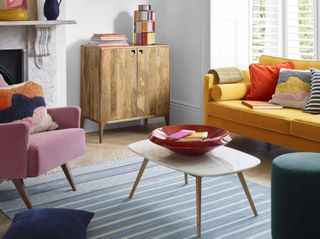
[164,114,170,125]
[12,179,32,209]
[237,172,258,216]
[80,117,85,129]
[99,122,104,143]
[184,173,188,185]
[129,158,149,199]
[61,163,77,191]
[196,176,202,237]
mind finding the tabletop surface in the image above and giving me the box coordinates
[128,140,261,177]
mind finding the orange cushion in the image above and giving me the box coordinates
[245,62,294,101]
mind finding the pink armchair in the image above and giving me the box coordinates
[0,106,86,209]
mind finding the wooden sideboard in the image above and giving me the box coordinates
[80,44,170,143]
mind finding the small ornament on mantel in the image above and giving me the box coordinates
[44,0,62,20]
[134,4,155,45]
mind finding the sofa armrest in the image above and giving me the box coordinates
[47,106,81,129]
[212,82,250,101]
[0,122,30,179]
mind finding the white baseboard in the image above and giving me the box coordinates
[170,99,201,124]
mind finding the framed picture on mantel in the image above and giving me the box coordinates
[5,0,28,9]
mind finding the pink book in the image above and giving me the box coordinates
[167,130,195,140]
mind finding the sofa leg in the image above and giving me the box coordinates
[61,163,76,191]
[12,179,32,209]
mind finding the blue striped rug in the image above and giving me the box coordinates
[0,157,271,239]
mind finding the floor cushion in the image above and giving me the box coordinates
[3,208,94,239]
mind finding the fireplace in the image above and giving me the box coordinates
[0,20,76,106]
[0,49,25,85]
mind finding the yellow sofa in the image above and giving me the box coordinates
[204,55,320,152]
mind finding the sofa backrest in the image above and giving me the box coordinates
[259,55,320,70]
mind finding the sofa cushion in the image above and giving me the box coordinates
[245,62,294,101]
[271,69,312,109]
[211,83,250,101]
[27,128,86,177]
[291,115,320,142]
[305,69,320,114]
[208,100,309,134]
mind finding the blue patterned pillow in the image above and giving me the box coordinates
[3,208,94,239]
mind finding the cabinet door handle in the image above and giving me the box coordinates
[131,50,136,55]
[139,49,143,54]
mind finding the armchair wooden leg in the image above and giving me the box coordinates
[61,164,76,191]
[12,179,32,209]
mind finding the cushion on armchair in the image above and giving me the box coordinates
[0,81,58,133]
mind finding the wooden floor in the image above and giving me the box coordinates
[0,123,294,236]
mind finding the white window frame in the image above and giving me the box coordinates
[249,0,320,61]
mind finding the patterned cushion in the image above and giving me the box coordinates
[304,69,320,114]
[270,69,312,109]
[208,67,244,84]
[0,81,58,133]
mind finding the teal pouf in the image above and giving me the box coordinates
[272,153,320,239]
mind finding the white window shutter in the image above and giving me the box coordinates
[286,0,316,59]
[251,0,281,62]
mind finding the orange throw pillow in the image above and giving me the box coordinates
[245,62,294,101]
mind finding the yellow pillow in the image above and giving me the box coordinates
[211,83,250,101]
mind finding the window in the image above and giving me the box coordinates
[250,0,317,62]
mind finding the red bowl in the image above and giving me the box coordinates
[148,125,232,155]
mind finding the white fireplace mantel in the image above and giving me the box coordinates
[0,20,76,107]
[0,20,76,26]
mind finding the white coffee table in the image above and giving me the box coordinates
[128,140,261,237]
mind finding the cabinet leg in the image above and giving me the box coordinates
[80,117,85,129]
[99,122,104,144]
[143,118,148,126]
[164,114,170,125]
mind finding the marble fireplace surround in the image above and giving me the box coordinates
[0,20,75,106]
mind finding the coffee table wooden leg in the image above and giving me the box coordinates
[184,173,188,185]
[237,172,258,216]
[128,158,149,199]
[196,176,202,237]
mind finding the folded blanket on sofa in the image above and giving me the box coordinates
[208,67,244,84]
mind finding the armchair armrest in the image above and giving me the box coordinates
[0,122,30,179]
[47,106,81,129]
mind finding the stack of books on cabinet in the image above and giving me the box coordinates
[88,33,129,47]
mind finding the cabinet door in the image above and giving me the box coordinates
[101,48,138,121]
[137,47,170,116]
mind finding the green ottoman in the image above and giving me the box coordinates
[272,153,320,239]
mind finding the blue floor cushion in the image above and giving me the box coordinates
[3,208,94,239]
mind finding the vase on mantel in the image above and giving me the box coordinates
[44,0,62,20]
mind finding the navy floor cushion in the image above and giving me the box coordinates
[3,208,94,239]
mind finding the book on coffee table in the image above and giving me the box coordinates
[242,100,283,109]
